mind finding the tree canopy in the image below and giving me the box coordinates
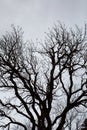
[0,24,87,130]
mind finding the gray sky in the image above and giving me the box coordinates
[0,0,87,40]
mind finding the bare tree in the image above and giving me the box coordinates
[0,24,87,130]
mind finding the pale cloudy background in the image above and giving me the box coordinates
[0,0,87,40]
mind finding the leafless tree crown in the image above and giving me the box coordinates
[0,24,87,130]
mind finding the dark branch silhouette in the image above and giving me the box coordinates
[0,24,87,130]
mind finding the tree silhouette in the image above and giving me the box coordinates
[0,24,87,130]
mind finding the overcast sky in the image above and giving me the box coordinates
[0,0,87,40]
